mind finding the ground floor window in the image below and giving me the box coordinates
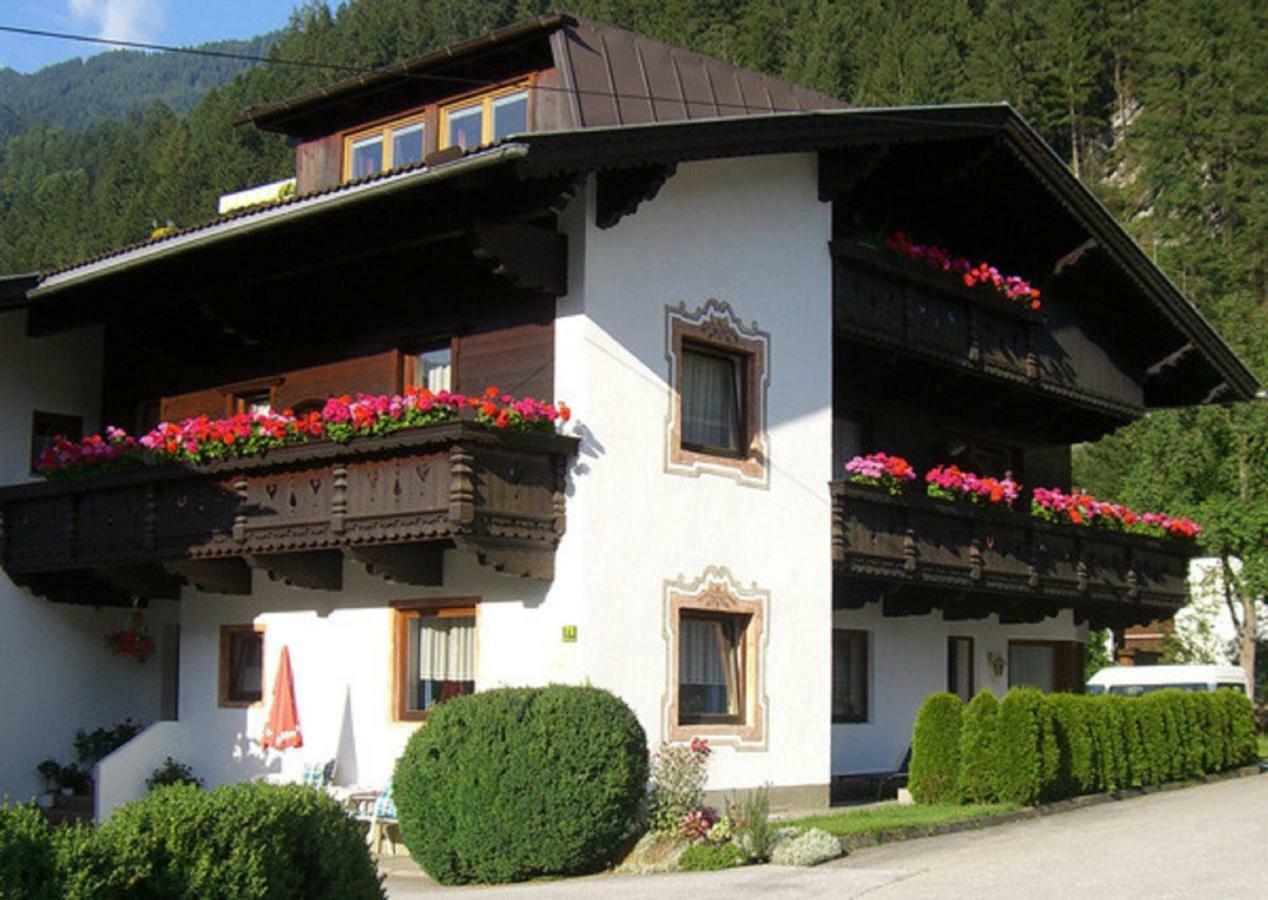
[393,602,476,721]
[832,629,869,723]
[1008,640,1084,693]
[678,612,747,724]
[948,636,974,702]
[219,624,264,707]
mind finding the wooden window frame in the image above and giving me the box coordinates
[30,411,83,474]
[665,301,770,487]
[676,610,749,727]
[679,342,748,460]
[218,624,265,709]
[832,629,870,724]
[391,598,479,722]
[1007,639,1085,694]
[342,110,429,181]
[400,338,459,393]
[439,82,531,150]
[947,635,975,701]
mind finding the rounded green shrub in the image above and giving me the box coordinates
[0,802,57,899]
[96,782,383,899]
[1118,698,1150,787]
[394,684,648,885]
[958,690,999,804]
[909,692,963,804]
[990,688,1057,805]
[679,842,747,871]
[1219,689,1258,767]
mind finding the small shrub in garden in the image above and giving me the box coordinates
[393,685,648,885]
[729,786,775,862]
[1119,698,1151,786]
[768,827,842,867]
[648,737,711,835]
[909,692,963,804]
[958,690,999,803]
[0,802,57,900]
[679,842,747,871]
[1220,689,1258,767]
[1084,697,1125,792]
[990,688,1057,805]
[146,757,202,790]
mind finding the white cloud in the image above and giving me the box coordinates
[68,0,164,44]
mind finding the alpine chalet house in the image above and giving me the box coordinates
[0,15,1257,815]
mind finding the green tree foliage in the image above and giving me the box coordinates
[908,692,964,804]
[990,687,1058,805]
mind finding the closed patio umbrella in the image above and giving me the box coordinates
[261,645,303,750]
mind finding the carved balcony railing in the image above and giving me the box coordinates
[830,240,1144,421]
[831,482,1198,630]
[0,421,577,605]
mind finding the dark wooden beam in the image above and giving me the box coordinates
[246,551,343,591]
[470,222,567,294]
[346,543,444,586]
[818,145,891,201]
[95,564,183,600]
[1052,238,1098,277]
[165,559,252,595]
[1145,342,1194,380]
[596,164,677,229]
[1202,381,1231,405]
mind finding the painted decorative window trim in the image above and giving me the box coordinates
[662,566,769,750]
[664,300,771,488]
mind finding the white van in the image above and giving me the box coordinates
[1087,664,1250,697]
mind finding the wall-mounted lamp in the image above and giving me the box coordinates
[987,651,1006,678]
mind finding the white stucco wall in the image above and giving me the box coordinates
[173,552,578,790]
[830,605,1087,774]
[554,155,835,794]
[0,310,174,801]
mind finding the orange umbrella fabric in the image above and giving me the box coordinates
[261,645,303,750]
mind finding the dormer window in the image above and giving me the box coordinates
[441,87,529,150]
[344,115,426,180]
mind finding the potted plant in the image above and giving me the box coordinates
[59,763,91,796]
[35,759,61,808]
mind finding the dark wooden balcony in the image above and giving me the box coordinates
[831,482,1197,630]
[0,422,577,605]
[831,240,1146,431]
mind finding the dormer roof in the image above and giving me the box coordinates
[238,14,847,139]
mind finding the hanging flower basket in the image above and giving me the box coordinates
[105,611,156,663]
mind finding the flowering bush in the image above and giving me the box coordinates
[678,806,719,841]
[925,464,1021,507]
[1030,487,1201,539]
[36,386,571,479]
[647,737,711,835]
[105,611,156,662]
[844,452,917,496]
[886,231,1042,310]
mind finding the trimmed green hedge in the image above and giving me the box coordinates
[911,687,1258,806]
[0,803,58,900]
[0,784,383,900]
[394,684,648,885]
[908,692,963,804]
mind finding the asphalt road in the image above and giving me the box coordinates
[383,773,1268,898]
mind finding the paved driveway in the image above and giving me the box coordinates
[384,774,1268,898]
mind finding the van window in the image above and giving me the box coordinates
[1107,683,1205,696]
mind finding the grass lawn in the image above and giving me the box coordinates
[786,802,1018,838]
[1258,734,1268,760]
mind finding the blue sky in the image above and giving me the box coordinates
[0,1,310,73]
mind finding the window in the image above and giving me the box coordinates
[30,411,83,474]
[1008,640,1084,693]
[948,636,974,703]
[945,434,1018,479]
[678,612,747,724]
[219,625,264,707]
[832,629,869,723]
[680,344,744,456]
[393,602,476,721]
[406,346,453,393]
[344,115,427,180]
[441,87,529,150]
[235,390,272,416]
[666,301,770,487]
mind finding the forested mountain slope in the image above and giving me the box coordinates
[0,34,277,140]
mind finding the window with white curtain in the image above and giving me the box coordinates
[678,612,745,723]
[681,343,744,454]
[948,636,974,702]
[396,607,475,718]
[1008,642,1056,692]
[410,347,452,393]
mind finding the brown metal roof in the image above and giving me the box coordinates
[239,14,847,137]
